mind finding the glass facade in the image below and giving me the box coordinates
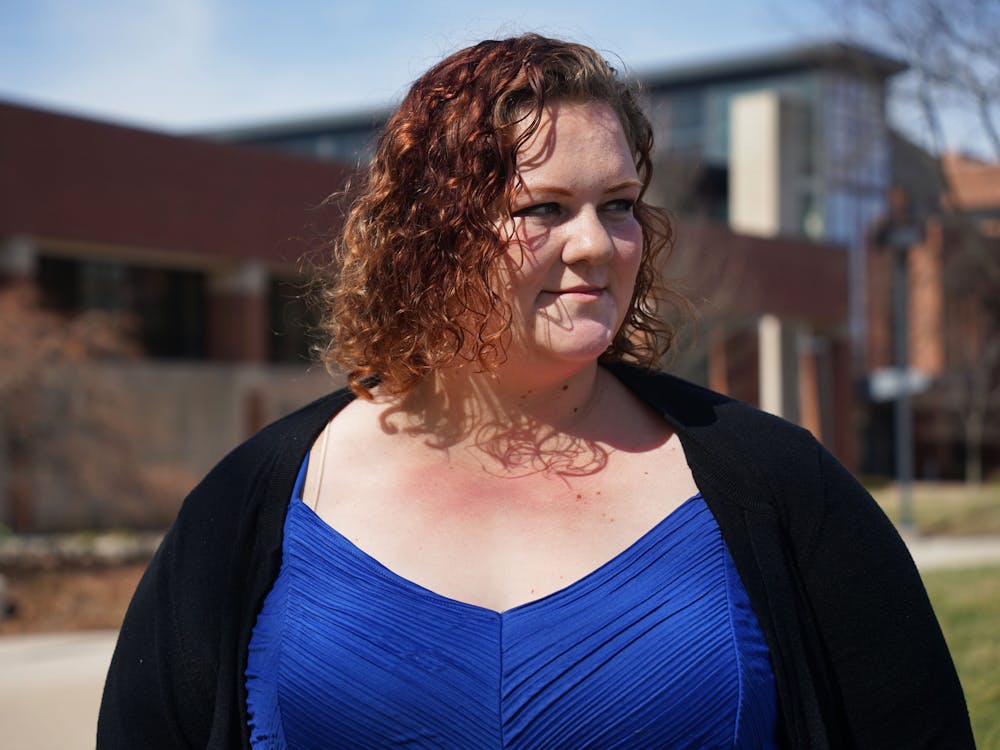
[821,73,891,250]
[645,67,891,248]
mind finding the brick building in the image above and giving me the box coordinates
[214,41,904,466]
[0,96,853,530]
[0,102,353,531]
[867,154,1000,479]
[0,102,354,363]
[3,39,923,529]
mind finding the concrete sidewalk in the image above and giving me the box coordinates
[903,533,1000,571]
[2,535,999,749]
[0,629,117,750]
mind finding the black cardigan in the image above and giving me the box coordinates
[98,364,975,749]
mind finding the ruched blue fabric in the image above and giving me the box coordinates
[246,457,778,749]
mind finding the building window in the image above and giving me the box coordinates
[37,256,206,359]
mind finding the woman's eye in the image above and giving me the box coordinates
[604,199,635,214]
[512,202,561,218]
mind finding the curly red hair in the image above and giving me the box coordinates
[318,34,681,399]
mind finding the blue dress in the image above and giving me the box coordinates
[246,458,777,749]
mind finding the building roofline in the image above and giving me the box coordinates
[200,105,393,143]
[201,39,908,143]
[637,40,907,90]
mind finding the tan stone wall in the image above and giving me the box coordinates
[6,362,340,532]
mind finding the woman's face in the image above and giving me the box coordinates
[498,100,643,372]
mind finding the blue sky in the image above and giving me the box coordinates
[1,0,840,132]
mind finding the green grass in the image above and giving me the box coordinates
[870,481,1000,744]
[923,565,1000,748]
[870,481,1000,535]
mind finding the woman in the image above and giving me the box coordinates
[99,35,973,749]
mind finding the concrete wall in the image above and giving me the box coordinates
[3,362,340,532]
[729,91,807,238]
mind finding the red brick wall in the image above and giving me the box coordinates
[0,103,352,265]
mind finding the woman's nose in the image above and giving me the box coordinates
[561,208,615,266]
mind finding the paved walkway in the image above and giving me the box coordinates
[903,533,1000,571]
[2,535,999,748]
[0,629,117,750]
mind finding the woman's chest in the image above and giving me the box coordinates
[246,490,778,749]
[310,443,698,613]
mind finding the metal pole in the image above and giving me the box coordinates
[892,244,915,532]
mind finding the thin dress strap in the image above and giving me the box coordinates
[302,421,331,512]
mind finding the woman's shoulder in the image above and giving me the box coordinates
[607,361,819,450]
[608,362,846,510]
[166,386,356,532]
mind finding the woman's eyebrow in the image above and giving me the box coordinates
[516,179,642,198]
[605,180,642,193]
[516,185,573,197]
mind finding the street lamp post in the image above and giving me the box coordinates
[890,238,915,532]
[874,187,924,533]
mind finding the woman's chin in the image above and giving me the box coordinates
[524,326,617,367]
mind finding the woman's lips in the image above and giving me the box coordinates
[543,286,605,300]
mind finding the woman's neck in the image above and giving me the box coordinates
[379,362,613,479]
